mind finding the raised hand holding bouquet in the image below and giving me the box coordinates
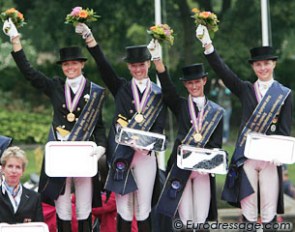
[1,8,25,40]
[147,24,174,46]
[147,39,162,61]
[191,8,219,39]
[65,6,100,26]
[1,8,26,29]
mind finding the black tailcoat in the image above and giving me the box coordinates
[0,136,12,158]
[11,50,106,207]
[205,50,293,213]
[87,45,166,202]
[0,185,44,223]
[156,70,223,221]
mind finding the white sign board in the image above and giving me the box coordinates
[0,222,49,232]
[244,132,295,164]
[45,141,97,177]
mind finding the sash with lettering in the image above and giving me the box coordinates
[157,100,224,217]
[105,82,164,195]
[40,83,105,201]
[222,81,291,204]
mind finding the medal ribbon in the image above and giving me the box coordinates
[188,95,204,135]
[128,83,164,130]
[131,79,151,114]
[65,77,86,113]
[254,81,274,103]
[254,81,268,103]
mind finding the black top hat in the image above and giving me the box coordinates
[56,46,87,64]
[123,45,152,63]
[248,46,278,63]
[179,64,208,81]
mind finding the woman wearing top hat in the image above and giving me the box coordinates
[147,40,224,231]
[75,23,166,232]
[3,19,107,231]
[196,25,293,230]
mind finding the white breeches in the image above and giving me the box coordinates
[116,150,157,221]
[55,177,92,220]
[178,171,211,224]
[241,159,279,222]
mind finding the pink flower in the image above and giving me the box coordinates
[147,23,174,46]
[71,6,82,16]
[65,7,100,26]
[164,30,171,36]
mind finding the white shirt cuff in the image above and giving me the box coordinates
[204,45,215,55]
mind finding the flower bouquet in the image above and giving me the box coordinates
[147,24,174,46]
[65,6,100,26]
[0,8,26,29]
[191,8,219,39]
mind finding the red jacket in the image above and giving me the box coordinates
[42,192,138,232]
[92,192,116,232]
[92,192,138,232]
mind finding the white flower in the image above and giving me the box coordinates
[84,94,90,102]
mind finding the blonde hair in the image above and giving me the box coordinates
[1,146,28,170]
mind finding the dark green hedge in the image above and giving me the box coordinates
[0,110,51,144]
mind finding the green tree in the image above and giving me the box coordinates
[1,0,295,141]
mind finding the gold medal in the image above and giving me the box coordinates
[135,113,144,123]
[67,112,76,122]
[193,133,203,142]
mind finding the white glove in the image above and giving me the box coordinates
[271,159,282,166]
[196,24,212,47]
[3,18,19,40]
[147,39,161,60]
[90,146,106,161]
[75,23,92,39]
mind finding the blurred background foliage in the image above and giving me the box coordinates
[0,0,295,144]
